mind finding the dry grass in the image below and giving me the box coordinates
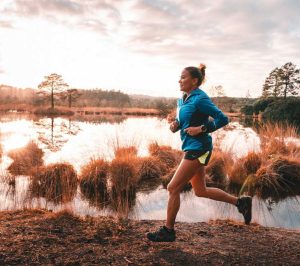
[136,156,167,181]
[7,141,44,175]
[30,163,77,204]
[109,158,139,217]
[248,157,300,201]
[114,146,138,159]
[206,149,233,187]
[148,142,182,170]
[33,107,74,116]
[259,122,299,158]
[73,106,159,116]
[79,159,109,209]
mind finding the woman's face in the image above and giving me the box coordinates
[179,69,198,93]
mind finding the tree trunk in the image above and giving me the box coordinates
[68,94,71,108]
[51,84,54,109]
[284,83,287,99]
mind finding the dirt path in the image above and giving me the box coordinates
[0,210,299,265]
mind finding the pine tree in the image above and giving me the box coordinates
[37,73,69,108]
[277,62,300,99]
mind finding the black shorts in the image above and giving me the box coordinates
[184,150,212,166]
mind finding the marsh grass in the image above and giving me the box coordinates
[7,141,44,175]
[136,156,167,181]
[30,163,77,204]
[34,107,74,116]
[79,159,110,209]
[109,157,139,218]
[206,149,233,188]
[248,157,300,201]
[149,142,182,170]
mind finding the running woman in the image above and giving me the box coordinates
[147,64,252,242]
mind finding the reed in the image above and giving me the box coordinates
[7,141,44,175]
[248,157,300,201]
[259,122,299,158]
[148,142,182,170]
[30,163,77,204]
[114,146,138,159]
[206,149,233,187]
[136,156,167,181]
[109,157,139,218]
[79,159,109,209]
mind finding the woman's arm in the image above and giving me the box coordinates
[196,95,229,133]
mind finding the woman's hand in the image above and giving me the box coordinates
[170,120,179,132]
[184,125,207,136]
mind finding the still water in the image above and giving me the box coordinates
[0,114,299,229]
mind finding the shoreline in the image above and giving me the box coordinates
[0,209,299,265]
[0,104,241,117]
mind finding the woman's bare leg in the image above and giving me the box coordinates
[166,158,201,229]
[190,165,238,205]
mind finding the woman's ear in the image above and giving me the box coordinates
[192,78,198,87]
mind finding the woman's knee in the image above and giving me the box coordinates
[167,183,181,195]
[194,189,208,198]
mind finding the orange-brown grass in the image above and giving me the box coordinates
[73,106,159,116]
[228,159,248,186]
[7,141,44,175]
[243,152,262,174]
[259,122,299,158]
[136,156,168,181]
[79,159,109,209]
[228,152,262,186]
[248,157,300,201]
[30,163,77,204]
[206,149,233,186]
[114,146,138,159]
[109,158,138,217]
[148,142,182,170]
[33,107,74,116]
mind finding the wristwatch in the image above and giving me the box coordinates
[201,125,207,132]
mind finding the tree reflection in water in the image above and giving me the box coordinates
[34,117,80,152]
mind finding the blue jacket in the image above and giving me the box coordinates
[176,88,229,152]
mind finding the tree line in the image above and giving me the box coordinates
[241,62,300,127]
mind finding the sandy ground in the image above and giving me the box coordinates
[0,209,299,265]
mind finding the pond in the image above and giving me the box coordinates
[0,113,299,229]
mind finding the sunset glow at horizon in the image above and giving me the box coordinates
[1,0,300,98]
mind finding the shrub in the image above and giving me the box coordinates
[7,141,44,175]
[262,98,300,127]
[136,156,167,181]
[30,163,77,204]
[79,159,109,209]
[148,142,182,169]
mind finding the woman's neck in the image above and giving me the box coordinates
[185,87,198,96]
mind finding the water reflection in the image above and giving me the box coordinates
[0,114,299,229]
[34,117,80,152]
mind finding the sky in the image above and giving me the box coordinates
[0,0,300,98]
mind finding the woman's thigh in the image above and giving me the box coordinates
[190,165,207,195]
[168,158,201,192]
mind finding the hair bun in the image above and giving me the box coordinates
[199,63,206,70]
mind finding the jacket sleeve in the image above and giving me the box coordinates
[196,96,229,133]
[170,99,181,133]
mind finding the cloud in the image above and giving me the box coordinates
[0,0,299,96]
[1,0,122,35]
[0,20,13,28]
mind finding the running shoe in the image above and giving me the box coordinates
[236,196,252,225]
[147,226,176,242]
